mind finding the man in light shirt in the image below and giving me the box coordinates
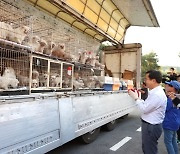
[129,70,167,154]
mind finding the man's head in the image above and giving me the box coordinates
[165,80,180,94]
[169,67,175,75]
[145,70,162,90]
[170,67,175,71]
[177,75,180,82]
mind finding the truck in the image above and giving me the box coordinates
[0,0,159,153]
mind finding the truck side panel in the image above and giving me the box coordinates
[0,98,60,154]
[59,92,136,145]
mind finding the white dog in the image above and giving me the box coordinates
[50,74,61,87]
[0,22,13,40]
[8,25,31,44]
[43,41,56,55]
[39,73,48,87]
[2,67,16,79]
[0,76,19,90]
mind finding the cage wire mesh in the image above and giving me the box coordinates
[0,0,32,93]
[62,63,73,89]
[0,0,103,92]
[0,0,32,44]
[0,44,30,90]
[31,57,48,89]
[49,61,62,88]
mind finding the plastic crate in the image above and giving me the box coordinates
[103,84,113,91]
[113,84,120,91]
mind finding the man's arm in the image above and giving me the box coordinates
[172,97,180,107]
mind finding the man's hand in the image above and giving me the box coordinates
[128,89,141,101]
[167,92,176,100]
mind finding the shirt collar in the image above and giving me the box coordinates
[149,85,161,95]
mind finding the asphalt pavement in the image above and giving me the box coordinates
[48,108,179,154]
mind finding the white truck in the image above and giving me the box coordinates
[0,0,159,153]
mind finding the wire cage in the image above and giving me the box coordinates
[73,65,103,90]
[62,62,73,89]
[31,19,80,62]
[49,60,62,88]
[0,0,32,45]
[31,56,49,90]
[0,0,104,94]
[0,43,30,94]
[30,56,74,91]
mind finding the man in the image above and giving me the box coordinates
[167,67,177,81]
[163,80,180,154]
[128,70,167,154]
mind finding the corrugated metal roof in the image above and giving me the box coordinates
[25,0,159,44]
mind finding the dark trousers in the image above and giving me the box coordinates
[141,120,162,154]
[177,128,180,140]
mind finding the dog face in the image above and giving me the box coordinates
[3,67,16,76]
[32,36,40,43]
[21,26,31,34]
[42,73,48,80]
[31,79,38,88]
[58,43,65,50]
[39,39,47,47]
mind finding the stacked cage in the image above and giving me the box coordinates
[0,0,105,93]
[0,0,32,45]
[0,1,32,94]
[0,42,31,94]
[31,18,80,62]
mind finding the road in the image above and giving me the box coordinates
[47,108,179,154]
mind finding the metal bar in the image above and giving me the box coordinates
[105,8,118,33]
[51,0,119,43]
[79,0,122,35]
[34,0,39,7]
[82,0,88,15]
[55,10,63,18]
[71,19,78,27]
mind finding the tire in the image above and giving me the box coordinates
[121,114,129,119]
[81,127,100,144]
[104,120,117,131]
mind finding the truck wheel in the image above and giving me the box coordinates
[121,114,129,119]
[104,120,117,131]
[81,127,100,144]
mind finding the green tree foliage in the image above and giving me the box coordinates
[141,52,160,80]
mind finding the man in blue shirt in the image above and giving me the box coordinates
[163,80,180,154]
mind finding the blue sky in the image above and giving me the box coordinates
[125,0,180,66]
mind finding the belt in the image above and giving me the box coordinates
[141,119,161,125]
[141,119,151,125]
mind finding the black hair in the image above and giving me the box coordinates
[142,81,146,86]
[146,70,162,83]
[170,67,175,71]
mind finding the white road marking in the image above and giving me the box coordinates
[136,127,141,132]
[110,136,132,151]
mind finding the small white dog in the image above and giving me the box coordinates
[31,79,39,88]
[50,74,61,87]
[2,67,16,79]
[8,25,31,44]
[39,73,48,87]
[0,76,19,90]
